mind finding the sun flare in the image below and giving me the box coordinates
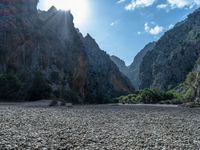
[42,0,89,27]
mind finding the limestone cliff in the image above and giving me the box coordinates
[0,0,133,103]
[139,8,200,90]
[128,42,156,89]
[83,34,133,103]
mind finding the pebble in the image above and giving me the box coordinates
[0,104,199,149]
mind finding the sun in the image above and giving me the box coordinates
[41,0,89,27]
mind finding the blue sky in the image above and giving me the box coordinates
[38,0,200,65]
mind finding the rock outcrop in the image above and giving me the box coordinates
[0,0,133,103]
[111,42,156,90]
[139,8,200,90]
[110,55,129,76]
[83,35,133,103]
[128,42,156,89]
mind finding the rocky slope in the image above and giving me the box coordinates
[83,35,133,103]
[129,42,156,89]
[139,8,200,90]
[0,0,133,103]
[110,55,129,76]
[110,42,156,90]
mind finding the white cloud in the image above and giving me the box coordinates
[145,22,164,35]
[157,4,168,9]
[137,31,142,35]
[117,0,126,4]
[168,0,191,8]
[157,0,200,10]
[125,0,156,10]
[120,0,200,11]
[110,20,119,26]
[168,24,174,29]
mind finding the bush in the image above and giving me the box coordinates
[183,88,194,100]
[135,95,142,103]
[140,89,178,104]
[140,89,155,104]
[0,73,22,101]
[170,82,195,103]
[115,89,176,104]
[63,90,81,104]
[160,99,185,105]
[185,71,197,87]
[27,72,52,101]
[115,93,142,104]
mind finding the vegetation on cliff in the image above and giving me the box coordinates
[138,8,200,90]
[170,58,200,105]
[116,58,200,106]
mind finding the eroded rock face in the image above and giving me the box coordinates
[83,34,133,103]
[0,1,133,103]
[139,8,200,90]
[110,56,129,76]
[38,8,88,100]
[128,42,156,90]
[111,42,156,90]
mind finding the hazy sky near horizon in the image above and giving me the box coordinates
[38,0,200,65]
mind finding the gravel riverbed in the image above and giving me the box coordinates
[0,104,200,150]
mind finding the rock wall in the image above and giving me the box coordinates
[139,8,200,90]
[128,42,156,89]
[0,1,133,102]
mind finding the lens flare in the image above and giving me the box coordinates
[39,0,89,27]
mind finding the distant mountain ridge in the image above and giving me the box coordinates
[110,55,129,76]
[83,34,133,103]
[139,8,200,90]
[111,42,156,90]
[112,8,200,91]
[0,0,133,103]
[128,42,156,89]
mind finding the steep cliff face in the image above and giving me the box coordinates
[110,56,129,75]
[139,8,200,90]
[129,42,156,89]
[110,42,155,90]
[0,1,133,102]
[38,7,88,101]
[0,0,88,102]
[83,34,133,103]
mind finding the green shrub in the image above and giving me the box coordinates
[27,72,52,101]
[63,90,81,104]
[160,99,185,105]
[185,71,197,87]
[140,89,164,104]
[0,73,22,101]
[196,57,200,66]
[136,95,142,103]
[115,89,176,104]
[129,96,136,104]
[115,93,142,104]
[183,88,194,100]
[170,81,195,103]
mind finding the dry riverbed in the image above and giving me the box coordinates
[0,104,200,149]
